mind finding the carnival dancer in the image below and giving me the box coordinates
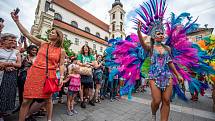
[137,21,183,120]
[105,0,215,120]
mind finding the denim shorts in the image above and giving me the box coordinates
[68,90,79,96]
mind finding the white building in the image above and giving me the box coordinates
[31,0,126,55]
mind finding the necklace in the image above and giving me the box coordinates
[154,41,162,45]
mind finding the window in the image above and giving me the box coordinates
[113,13,115,19]
[45,1,50,12]
[54,13,62,21]
[75,38,79,45]
[120,22,123,31]
[112,34,115,39]
[105,36,108,41]
[121,35,123,39]
[85,41,88,45]
[93,44,96,50]
[63,34,68,39]
[96,32,100,37]
[195,35,202,41]
[100,47,103,52]
[112,22,115,31]
[85,27,90,33]
[120,12,123,20]
[71,21,78,28]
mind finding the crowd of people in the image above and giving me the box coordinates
[0,4,215,121]
[0,12,148,121]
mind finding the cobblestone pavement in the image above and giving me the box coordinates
[4,89,215,121]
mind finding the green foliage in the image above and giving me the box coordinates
[63,38,75,57]
[141,57,150,78]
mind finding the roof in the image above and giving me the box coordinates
[187,28,214,35]
[53,19,108,46]
[52,0,109,32]
[112,0,123,8]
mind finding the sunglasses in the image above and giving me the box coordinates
[156,32,164,35]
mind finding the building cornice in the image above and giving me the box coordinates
[53,19,109,46]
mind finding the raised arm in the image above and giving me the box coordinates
[137,21,150,51]
[11,11,44,46]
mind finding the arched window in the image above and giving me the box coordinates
[121,35,123,39]
[54,13,62,21]
[93,44,96,50]
[96,32,100,37]
[71,21,78,28]
[105,36,108,41]
[112,34,115,39]
[112,13,115,19]
[85,27,90,33]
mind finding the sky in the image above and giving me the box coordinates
[0,0,215,38]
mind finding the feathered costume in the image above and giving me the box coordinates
[196,35,215,84]
[105,0,215,100]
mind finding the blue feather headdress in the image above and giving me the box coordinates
[133,0,167,38]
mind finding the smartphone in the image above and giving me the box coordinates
[14,8,20,15]
[20,35,25,43]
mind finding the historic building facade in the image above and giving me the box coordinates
[187,27,214,42]
[31,0,126,55]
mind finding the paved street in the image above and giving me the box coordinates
[5,89,215,121]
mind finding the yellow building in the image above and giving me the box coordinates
[187,27,214,42]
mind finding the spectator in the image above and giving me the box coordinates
[77,45,97,108]
[0,33,21,121]
[64,60,80,116]
[11,11,65,121]
[93,55,104,103]
[16,45,38,111]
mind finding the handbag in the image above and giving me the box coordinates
[79,66,92,76]
[43,44,60,94]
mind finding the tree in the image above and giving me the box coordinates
[63,38,75,57]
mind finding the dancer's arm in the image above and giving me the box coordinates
[137,21,149,51]
[167,47,184,83]
[11,12,44,46]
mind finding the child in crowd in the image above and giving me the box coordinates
[64,60,81,116]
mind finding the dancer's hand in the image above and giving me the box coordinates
[177,75,184,84]
[11,11,19,22]
[137,20,142,31]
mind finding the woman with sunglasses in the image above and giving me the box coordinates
[11,10,65,121]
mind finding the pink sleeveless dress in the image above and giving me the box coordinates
[68,74,81,92]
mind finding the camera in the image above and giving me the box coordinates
[20,35,25,43]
